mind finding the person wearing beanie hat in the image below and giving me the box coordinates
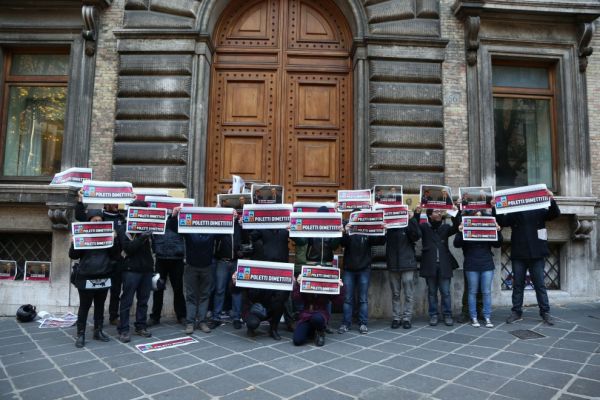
[69,211,120,348]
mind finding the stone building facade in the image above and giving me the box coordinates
[0,0,598,317]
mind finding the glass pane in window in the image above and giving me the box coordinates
[494,97,553,189]
[3,86,66,176]
[10,54,69,76]
[492,66,549,89]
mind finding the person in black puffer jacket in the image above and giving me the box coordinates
[69,209,120,348]
[385,216,421,329]
[454,211,503,328]
[414,206,461,327]
[148,215,186,326]
[116,200,155,343]
[337,217,385,335]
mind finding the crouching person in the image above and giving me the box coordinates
[69,209,120,348]
[292,275,344,347]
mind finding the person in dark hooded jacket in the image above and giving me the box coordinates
[69,209,120,348]
[385,216,421,329]
[414,206,461,327]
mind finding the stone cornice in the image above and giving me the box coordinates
[453,1,600,21]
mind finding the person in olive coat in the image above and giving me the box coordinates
[414,207,461,326]
[385,216,421,329]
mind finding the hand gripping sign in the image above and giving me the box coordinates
[493,184,551,215]
[235,259,295,291]
[462,216,498,241]
[81,180,135,205]
[300,266,341,295]
[289,212,343,238]
[177,207,235,234]
[241,204,292,230]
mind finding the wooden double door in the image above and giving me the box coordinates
[205,0,353,205]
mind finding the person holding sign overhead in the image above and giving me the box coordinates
[495,189,560,325]
[69,209,120,348]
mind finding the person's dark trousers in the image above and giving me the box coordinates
[293,313,326,346]
[184,265,212,324]
[108,267,122,322]
[269,290,288,331]
[342,269,371,327]
[118,271,152,333]
[461,270,482,319]
[213,260,237,320]
[150,258,185,322]
[77,288,109,330]
[511,258,550,316]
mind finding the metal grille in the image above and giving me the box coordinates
[0,233,52,279]
[500,243,560,290]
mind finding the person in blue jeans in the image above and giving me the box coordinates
[454,211,503,328]
[337,216,385,335]
[414,206,461,326]
[495,190,560,325]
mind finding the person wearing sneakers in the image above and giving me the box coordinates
[385,212,421,329]
[337,213,385,335]
[454,211,503,328]
[116,199,155,342]
[69,209,120,348]
[169,206,216,335]
[495,189,560,325]
[414,206,461,327]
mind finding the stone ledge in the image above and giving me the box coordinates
[453,0,600,21]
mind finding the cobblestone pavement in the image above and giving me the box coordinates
[1,303,599,400]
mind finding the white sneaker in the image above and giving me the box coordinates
[471,318,480,327]
[485,318,494,328]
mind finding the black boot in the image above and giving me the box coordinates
[315,329,325,347]
[75,322,85,348]
[93,321,110,342]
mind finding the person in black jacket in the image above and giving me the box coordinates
[385,216,421,329]
[454,212,502,328]
[117,199,154,343]
[414,206,461,326]
[337,218,385,335]
[170,206,216,335]
[148,215,186,326]
[69,209,120,348]
[75,191,125,326]
[495,190,560,325]
[248,228,290,340]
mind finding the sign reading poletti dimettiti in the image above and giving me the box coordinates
[242,204,292,230]
[289,212,343,238]
[300,266,341,295]
[81,180,134,204]
[235,259,294,291]
[374,204,409,229]
[126,207,168,235]
[462,216,498,241]
[493,184,551,215]
[72,221,115,250]
[177,207,235,234]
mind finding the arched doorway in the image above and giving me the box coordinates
[205,0,353,204]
